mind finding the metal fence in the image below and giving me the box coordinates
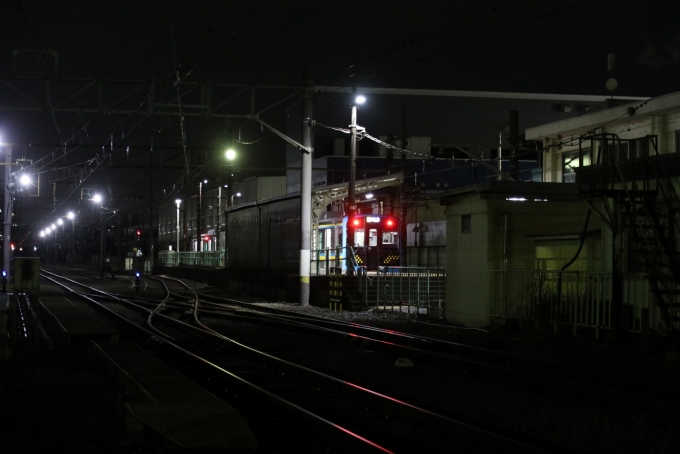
[310,246,346,275]
[490,270,663,335]
[373,267,445,318]
[158,250,226,267]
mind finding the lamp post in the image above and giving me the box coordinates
[92,194,104,278]
[221,149,236,266]
[175,199,181,265]
[347,91,365,275]
[67,211,75,263]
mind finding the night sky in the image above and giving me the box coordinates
[1,0,679,225]
[5,0,679,94]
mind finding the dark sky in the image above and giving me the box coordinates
[5,0,680,96]
[2,0,680,226]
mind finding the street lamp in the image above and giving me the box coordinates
[225,149,236,161]
[175,199,181,264]
[67,211,75,263]
[347,91,365,275]
[91,194,104,278]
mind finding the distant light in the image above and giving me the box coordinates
[365,192,373,199]
[92,194,102,204]
[175,199,182,205]
[19,174,31,186]
[33,246,36,251]
[235,192,242,197]
[67,211,75,219]
[135,272,140,278]
[46,227,51,233]
[51,223,56,229]
[355,95,366,104]
[57,219,63,225]
[2,271,5,278]
[225,149,236,160]
[40,231,45,237]
[204,179,208,184]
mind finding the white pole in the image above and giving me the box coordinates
[3,147,11,281]
[176,200,181,265]
[300,67,313,306]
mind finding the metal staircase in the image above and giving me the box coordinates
[578,133,680,333]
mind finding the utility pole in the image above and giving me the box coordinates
[300,67,313,305]
[509,110,520,180]
[347,87,358,276]
[3,147,12,281]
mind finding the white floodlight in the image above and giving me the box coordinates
[175,199,182,205]
[365,192,373,199]
[67,212,75,220]
[92,194,102,204]
[57,219,63,225]
[51,223,56,229]
[355,95,366,104]
[226,149,236,160]
[19,174,31,186]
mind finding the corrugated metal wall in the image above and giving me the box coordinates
[226,196,300,273]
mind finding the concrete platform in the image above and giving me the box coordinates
[92,340,258,451]
[39,297,118,345]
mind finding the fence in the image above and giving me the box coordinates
[158,250,226,267]
[490,270,663,335]
[310,246,361,275]
[373,267,445,318]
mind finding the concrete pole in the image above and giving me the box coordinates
[217,186,222,265]
[197,182,202,251]
[176,200,181,264]
[99,206,104,279]
[300,67,313,306]
[3,147,11,280]
[347,88,358,275]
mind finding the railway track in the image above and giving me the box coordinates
[41,269,554,454]
[155,275,680,408]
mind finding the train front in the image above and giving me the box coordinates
[347,214,401,270]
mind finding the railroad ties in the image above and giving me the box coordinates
[91,340,258,450]
[39,297,118,345]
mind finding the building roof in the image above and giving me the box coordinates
[439,181,580,205]
[525,91,680,140]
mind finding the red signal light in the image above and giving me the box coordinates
[386,219,394,227]
[352,219,360,226]
[136,230,141,236]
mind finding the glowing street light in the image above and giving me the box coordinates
[225,149,236,161]
[355,95,366,104]
[92,193,102,204]
[19,174,31,186]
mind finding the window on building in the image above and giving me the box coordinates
[461,214,471,233]
[562,148,591,183]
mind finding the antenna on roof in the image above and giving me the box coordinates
[606,53,617,100]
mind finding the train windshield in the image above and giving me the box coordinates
[382,231,398,244]
[368,229,378,247]
[354,229,365,247]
